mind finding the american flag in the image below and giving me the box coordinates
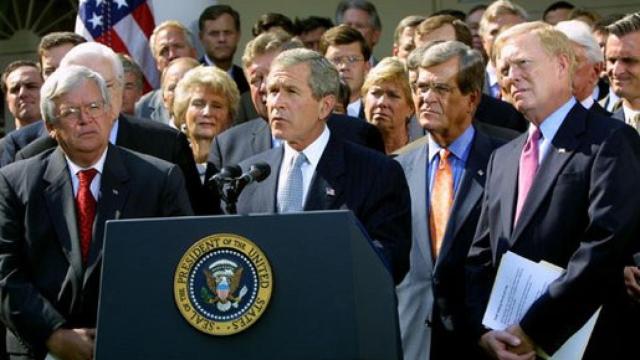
[75,0,159,92]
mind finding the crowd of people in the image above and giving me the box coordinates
[0,0,639,359]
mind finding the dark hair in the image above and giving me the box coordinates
[38,31,86,67]
[2,60,40,94]
[335,0,382,31]
[294,16,334,35]
[416,15,473,47]
[543,1,575,21]
[252,13,295,37]
[467,4,488,18]
[319,24,371,61]
[607,12,640,38]
[198,5,240,32]
[432,9,466,21]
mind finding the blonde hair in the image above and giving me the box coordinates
[494,21,576,80]
[241,30,302,69]
[172,66,240,129]
[361,57,413,110]
[479,0,528,37]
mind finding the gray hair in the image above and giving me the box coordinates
[40,64,110,124]
[335,0,382,31]
[607,12,640,37]
[149,20,195,58]
[270,48,339,99]
[406,44,432,71]
[479,0,528,37]
[118,54,144,91]
[60,42,124,86]
[420,41,485,94]
[555,20,603,64]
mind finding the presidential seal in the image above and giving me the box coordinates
[174,233,273,336]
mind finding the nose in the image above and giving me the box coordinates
[18,85,28,97]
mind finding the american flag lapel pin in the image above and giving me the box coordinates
[326,187,336,196]
[558,148,567,153]
[112,189,119,196]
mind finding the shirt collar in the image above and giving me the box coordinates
[534,97,576,141]
[427,124,475,163]
[347,98,362,117]
[109,118,119,145]
[623,104,640,122]
[203,54,234,76]
[65,146,108,176]
[580,96,594,110]
[486,63,498,86]
[282,125,330,169]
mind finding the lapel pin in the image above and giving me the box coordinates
[558,148,567,153]
[112,189,119,195]
[478,169,484,176]
[326,187,336,196]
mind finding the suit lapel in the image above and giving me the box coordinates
[252,119,272,154]
[436,130,491,268]
[305,136,345,210]
[247,148,282,212]
[114,114,131,146]
[611,108,625,122]
[85,145,130,284]
[511,105,586,243]
[43,148,84,278]
[406,142,435,270]
[498,135,526,239]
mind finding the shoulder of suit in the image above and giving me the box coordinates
[218,118,266,141]
[114,145,177,173]
[237,145,279,170]
[0,146,56,181]
[121,115,180,137]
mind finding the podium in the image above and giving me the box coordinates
[95,210,401,360]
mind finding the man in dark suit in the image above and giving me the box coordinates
[15,42,214,215]
[198,5,249,95]
[234,48,411,284]
[395,41,512,360]
[467,22,640,360]
[0,65,192,360]
[209,31,383,170]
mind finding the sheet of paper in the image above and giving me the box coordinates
[482,251,601,360]
[482,251,562,330]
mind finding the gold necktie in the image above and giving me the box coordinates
[429,149,453,258]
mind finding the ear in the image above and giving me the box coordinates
[556,53,571,77]
[392,45,399,57]
[318,95,336,120]
[467,89,481,114]
[45,122,57,139]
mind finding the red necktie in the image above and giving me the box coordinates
[76,168,98,265]
[430,149,453,258]
[515,128,541,225]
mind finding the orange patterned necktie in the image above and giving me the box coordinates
[429,149,453,258]
[76,168,98,265]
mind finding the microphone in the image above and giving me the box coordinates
[212,165,242,183]
[238,162,271,186]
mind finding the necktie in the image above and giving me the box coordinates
[76,168,98,265]
[429,149,453,258]
[515,128,541,225]
[278,152,307,213]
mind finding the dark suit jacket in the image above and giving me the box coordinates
[0,121,48,167]
[234,134,412,284]
[0,144,193,358]
[199,59,249,95]
[475,94,528,133]
[466,104,640,358]
[209,114,384,169]
[395,125,508,360]
[15,114,215,215]
[588,101,611,117]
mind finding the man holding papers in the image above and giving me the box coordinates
[466,21,640,360]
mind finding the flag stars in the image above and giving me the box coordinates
[114,0,128,9]
[88,12,103,29]
[95,0,105,6]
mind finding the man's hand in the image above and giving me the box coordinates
[506,324,535,354]
[46,328,95,360]
[624,266,640,302]
[479,330,535,360]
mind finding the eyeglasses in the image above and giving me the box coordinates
[412,82,457,97]
[328,55,365,66]
[57,101,107,122]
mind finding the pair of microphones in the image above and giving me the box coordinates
[212,163,271,214]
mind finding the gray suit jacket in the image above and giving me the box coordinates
[134,89,170,125]
[394,125,506,360]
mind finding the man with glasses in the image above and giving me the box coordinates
[0,64,192,360]
[320,25,371,119]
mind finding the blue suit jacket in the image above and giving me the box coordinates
[233,133,411,284]
[0,121,48,167]
[467,104,640,357]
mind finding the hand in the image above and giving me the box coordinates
[46,328,95,360]
[506,325,535,354]
[479,330,536,360]
[623,266,640,302]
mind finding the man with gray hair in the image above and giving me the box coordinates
[209,31,384,170]
[555,20,610,115]
[334,0,382,65]
[395,41,511,360]
[0,64,192,360]
[15,42,212,214]
[233,48,411,284]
